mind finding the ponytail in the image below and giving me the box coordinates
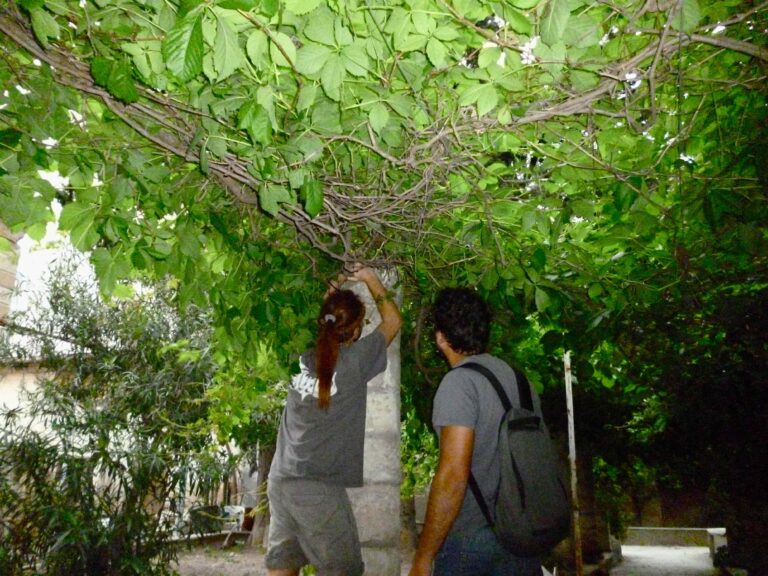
[315,290,364,409]
[316,320,338,409]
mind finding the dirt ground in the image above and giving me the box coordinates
[174,545,268,576]
[174,541,415,576]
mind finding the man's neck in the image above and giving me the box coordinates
[445,348,468,368]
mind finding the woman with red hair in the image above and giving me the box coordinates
[266,265,401,576]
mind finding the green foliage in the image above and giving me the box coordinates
[0,254,229,575]
[400,408,439,498]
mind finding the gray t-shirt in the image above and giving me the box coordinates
[432,354,543,536]
[269,330,387,487]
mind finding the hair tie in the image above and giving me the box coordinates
[324,314,336,324]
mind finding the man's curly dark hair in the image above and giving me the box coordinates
[432,287,491,355]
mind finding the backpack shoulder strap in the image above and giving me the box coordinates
[457,361,511,411]
[458,361,534,412]
[451,361,533,528]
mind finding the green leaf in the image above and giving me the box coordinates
[108,61,139,103]
[320,54,345,101]
[458,83,486,107]
[334,19,353,46]
[562,14,601,48]
[341,42,369,76]
[91,247,132,295]
[300,179,323,217]
[296,42,332,75]
[163,9,204,81]
[91,57,112,87]
[426,37,447,68]
[269,32,296,68]
[509,0,540,8]
[213,15,244,80]
[671,0,700,33]
[18,0,45,11]
[30,8,60,48]
[304,9,335,46]
[588,283,603,299]
[284,0,322,15]
[259,184,293,217]
[535,286,551,311]
[60,202,100,251]
[217,0,258,9]
[540,0,570,46]
[237,102,272,146]
[0,176,53,229]
[369,102,389,134]
[246,30,268,65]
[0,129,22,147]
[505,9,532,34]
[476,85,498,117]
[478,46,501,69]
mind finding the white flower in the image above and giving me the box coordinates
[679,154,695,164]
[41,137,58,148]
[68,109,86,128]
[16,85,31,95]
[625,71,638,82]
[520,36,538,65]
[711,24,726,35]
[80,0,86,7]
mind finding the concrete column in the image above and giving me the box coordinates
[0,222,21,320]
[347,270,402,576]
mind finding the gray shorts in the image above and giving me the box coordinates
[265,478,364,576]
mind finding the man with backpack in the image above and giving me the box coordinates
[409,287,559,576]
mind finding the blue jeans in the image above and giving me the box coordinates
[433,526,541,576]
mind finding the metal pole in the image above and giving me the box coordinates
[564,351,583,576]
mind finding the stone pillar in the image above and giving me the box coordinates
[0,222,21,320]
[347,270,402,576]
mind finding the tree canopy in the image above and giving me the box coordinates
[1,0,765,357]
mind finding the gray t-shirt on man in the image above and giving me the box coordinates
[432,353,543,536]
[269,330,387,487]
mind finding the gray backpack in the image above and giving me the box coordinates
[457,362,571,557]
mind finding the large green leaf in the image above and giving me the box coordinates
[541,0,571,46]
[91,247,132,295]
[163,9,204,81]
[671,0,701,33]
[300,179,323,217]
[320,54,345,101]
[284,0,322,16]
[237,102,272,146]
[269,32,297,68]
[342,42,369,76]
[259,184,293,216]
[59,202,100,251]
[29,8,59,48]
[213,14,244,81]
[295,42,332,75]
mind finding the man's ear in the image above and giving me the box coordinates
[435,330,448,351]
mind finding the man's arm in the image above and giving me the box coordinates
[409,425,474,576]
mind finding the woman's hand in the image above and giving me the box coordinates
[325,272,347,297]
[345,263,375,283]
